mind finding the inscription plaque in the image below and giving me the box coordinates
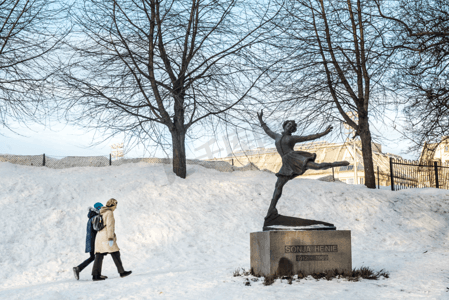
[250,230,352,277]
[296,255,329,261]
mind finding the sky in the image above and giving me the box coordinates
[0,0,419,162]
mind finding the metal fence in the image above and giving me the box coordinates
[389,157,449,191]
[0,153,259,173]
[0,153,112,168]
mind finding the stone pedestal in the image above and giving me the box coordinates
[250,230,351,277]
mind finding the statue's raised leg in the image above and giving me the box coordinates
[306,160,350,170]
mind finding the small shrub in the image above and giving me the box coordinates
[263,275,277,286]
[349,267,390,281]
[235,266,388,286]
[325,269,338,281]
[233,268,241,277]
[281,275,293,284]
[378,269,389,279]
[296,267,389,282]
[287,277,293,284]
[311,272,326,280]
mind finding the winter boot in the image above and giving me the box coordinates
[120,271,132,278]
[73,267,80,280]
[92,275,106,281]
[100,275,108,279]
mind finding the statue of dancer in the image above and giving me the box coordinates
[257,110,349,227]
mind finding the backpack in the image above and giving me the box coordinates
[92,214,105,231]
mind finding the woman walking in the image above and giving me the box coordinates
[92,198,132,281]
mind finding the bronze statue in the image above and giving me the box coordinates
[257,110,349,231]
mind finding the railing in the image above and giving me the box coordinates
[389,157,449,191]
[0,153,112,168]
[0,153,256,173]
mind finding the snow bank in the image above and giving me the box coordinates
[0,162,448,299]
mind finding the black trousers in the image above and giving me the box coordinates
[77,251,95,272]
[92,251,125,276]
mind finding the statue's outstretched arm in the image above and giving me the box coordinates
[257,110,277,140]
[291,125,333,143]
[261,123,277,140]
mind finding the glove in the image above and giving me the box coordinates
[109,240,114,247]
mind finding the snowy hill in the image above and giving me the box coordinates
[0,162,448,299]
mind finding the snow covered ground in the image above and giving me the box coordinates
[0,162,448,299]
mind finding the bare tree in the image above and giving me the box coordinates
[0,0,67,132]
[59,0,279,178]
[375,0,449,152]
[258,0,396,188]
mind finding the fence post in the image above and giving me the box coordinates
[377,166,380,189]
[434,161,439,189]
[332,166,335,181]
[109,154,112,166]
[389,157,395,191]
[43,153,46,166]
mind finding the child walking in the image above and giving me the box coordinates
[73,202,106,280]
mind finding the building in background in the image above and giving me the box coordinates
[110,143,124,160]
[208,140,403,186]
[419,137,449,165]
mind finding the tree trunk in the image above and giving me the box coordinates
[170,83,187,178]
[171,127,186,179]
[358,115,376,188]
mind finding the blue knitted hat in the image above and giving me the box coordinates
[94,202,103,210]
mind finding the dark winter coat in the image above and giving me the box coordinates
[85,207,100,253]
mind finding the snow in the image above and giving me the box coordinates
[264,224,336,230]
[0,161,448,299]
